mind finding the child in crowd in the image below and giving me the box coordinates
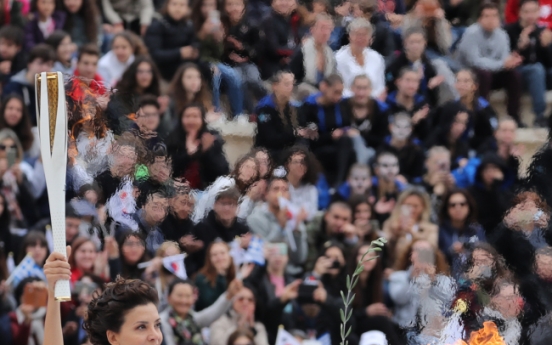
[97,31,138,87]
[24,0,66,51]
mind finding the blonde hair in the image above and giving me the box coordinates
[389,188,432,224]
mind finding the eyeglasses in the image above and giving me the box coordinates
[449,202,467,208]
[0,144,16,150]
[236,296,254,303]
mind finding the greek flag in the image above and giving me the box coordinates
[244,236,265,266]
[6,254,46,287]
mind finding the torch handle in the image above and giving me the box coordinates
[52,206,71,301]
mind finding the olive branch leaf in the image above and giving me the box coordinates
[340,237,387,345]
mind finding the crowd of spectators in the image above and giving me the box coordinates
[0,0,551,344]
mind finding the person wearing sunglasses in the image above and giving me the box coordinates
[210,286,269,345]
[437,188,485,278]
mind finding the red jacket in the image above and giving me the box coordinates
[72,70,108,95]
[505,0,552,28]
[9,311,31,345]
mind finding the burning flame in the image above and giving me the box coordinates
[452,321,506,345]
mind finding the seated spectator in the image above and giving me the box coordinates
[443,0,473,45]
[383,188,438,266]
[401,0,453,59]
[302,74,354,186]
[506,0,552,29]
[160,278,236,345]
[349,195,381,242]
[209,285,269,345]
[386,27,443,108]
[68,237,111,283]
[350,243,402,345]
[379,113,425,184]
[115,56,161,99]
[282,146,320,221]
[254,72,307,162]
[194,241,236,311]
[345,74,390,150]
[389,239,453,337]
[190,187,249,273]
[13,231,47,287]
[505,0,552,127]
[477,117,521,188]
[257,0,297,79]
[336,17,386,99]
[73,44,103,91]
[438,188,485,277]
[305,201,357,269]
[144,0,199,81]
[456,3,523,125]
[116,230,150,280]
[24,0,66,51]
[0,94,38,159]
[101,0,153,35]
[10,277,47,345]
[166,104,229,190]
[247,176,308,274]
[192,153,261,222]
[2,44,54,125]
[371,150,407,223]
[44,30,76,75]
[425,107,470,170]
[385,67,430,141]
[334,163,374,203]
[59,0,101,48]
[170,63,215,118]
[0,26,26,86]
[160,183,195,247]
[222,0,267,112]
[98,31,138,88]
[133,188,170,255]
[339,0,395,58]
[64,203,83,245]
[421,146,456,206]
[290,13,337,98]
[469,153,514,236]
[192,0,244,118]
[430,69,496,151]
[243,243,301,343]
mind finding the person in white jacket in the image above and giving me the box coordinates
[98,32,136,87]
[336,18,386,99]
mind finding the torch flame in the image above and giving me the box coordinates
[451,321,506,345]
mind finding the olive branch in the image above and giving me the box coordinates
[340,237,387,345]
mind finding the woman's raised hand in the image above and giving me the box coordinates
[43,246,72,297]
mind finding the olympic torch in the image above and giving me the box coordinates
[35,72,70,301]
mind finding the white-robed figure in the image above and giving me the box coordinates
[192,153,263,223]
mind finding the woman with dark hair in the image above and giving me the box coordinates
[13,230,48,286]
[170,63,215,118]
[144,0,200,81]
[115,56,161,97]
[116,231,150,279]
[59,0,101,47]
[166,103,229,190]
[226,329,256,345]
[43,249,163,345]
[282,145,320,221]
[194,241,236,311]
[350,243,403,345]
[438,188,485,276]
[349,195,380,243]
[44,30,76,74]
[192,153,260,222]
[430,69,497,151]
[0,94,37,159]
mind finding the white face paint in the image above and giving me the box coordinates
[390,117,412,141]
[377,155,399,182]
[348,168,371,195]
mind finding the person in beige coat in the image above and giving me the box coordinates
[209,286,269,345]
[382,188,438,268]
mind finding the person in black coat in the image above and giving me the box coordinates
[253,71,307,163]
[301,74,355,186]
[343,74,390,149]
[166,103,229,190]
[385,27,442,107]
[0,26,26,87]
[188,187,249,274]
[257,0,297,79]
[144,0,201,81]
[385,67,431,142]
[425,109,470,170]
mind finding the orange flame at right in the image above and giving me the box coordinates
[452,321,506,345]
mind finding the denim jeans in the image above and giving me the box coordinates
[212,62,244,117]
[233,63,267,113]
[518,63,547,119]
[450,26,466,52]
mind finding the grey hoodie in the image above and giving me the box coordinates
[456,23,511,72]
